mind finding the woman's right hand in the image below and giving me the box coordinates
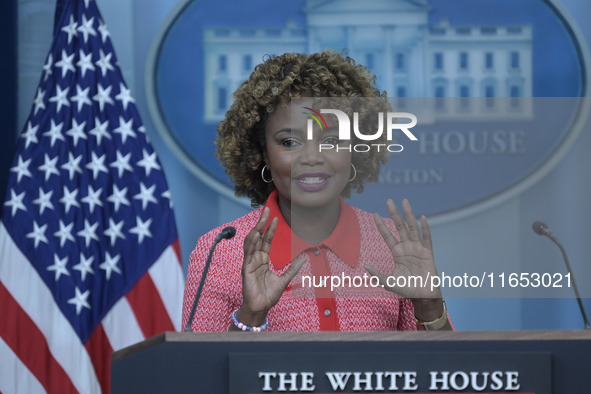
[232,207,306,329]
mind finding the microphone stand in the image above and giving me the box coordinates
[546,233,591,329]
[533,221,591,329]
[185,227,236,332]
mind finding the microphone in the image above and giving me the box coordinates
[532,221,553,237]
[216,226,236,242]
[184,226,236,332]
[532,221,591,329]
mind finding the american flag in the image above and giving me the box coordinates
[0,0,184,392]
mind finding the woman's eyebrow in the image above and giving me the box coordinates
[273,128,304,137]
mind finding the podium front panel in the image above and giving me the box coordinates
[111,331,591,394]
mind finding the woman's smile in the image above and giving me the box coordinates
[294,172,330,192]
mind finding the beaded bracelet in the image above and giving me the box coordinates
[230,309,269,332]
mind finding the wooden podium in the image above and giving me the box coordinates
[112,330,591,393]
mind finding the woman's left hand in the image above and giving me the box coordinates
[365,199,446,323]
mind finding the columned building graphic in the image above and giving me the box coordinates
[203,0,532,122]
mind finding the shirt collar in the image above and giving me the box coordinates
[265,190,361,270]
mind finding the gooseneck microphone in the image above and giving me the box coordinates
[532,221,591,329]
[184,226,236,332]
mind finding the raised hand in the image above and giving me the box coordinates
[235,207,306,328]
[365,199,447,324]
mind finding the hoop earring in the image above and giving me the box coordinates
[261,165,273,183]
[348,163,357,182]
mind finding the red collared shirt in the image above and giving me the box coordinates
[182,190,418,332]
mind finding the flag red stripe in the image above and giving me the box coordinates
[0,282,77,394]
[85,324,113,394]
[126,273,175,337]
[172,239,182,266]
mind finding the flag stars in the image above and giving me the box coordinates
[48,85,70,113]
[110,151,133,178]
[76,50,95,77]
[71,84,92,112]
[55,49,75,78]
[81,185,103,214]
[54,220,75,247]
[115,83,135,111]
[43,120,65,147]
[26,221,48,248]
[129,216,152,244]
[107,185,130,212]
[33,188,54,215]
[10,155,32,183]
[93,83,114,111]
[42,53,53,82]
[39,154,60,181]
[98,19,110,43]
[133,182,158,210]
[68,287,91,315]
[162,190,173,209]
[21,122,39,148]
[99,252,122,280]
[113,116,136,144]
[33,88,46,115]
[89,117,111,145]
[61,152,83,180]
[73,254,95,281]
[4,189,27,217]
[86,152,108,179]
[95,49,115,77]
[66,119,87,146]
[77,15,97,43]
[60,186,81,214]
[137,149,161,176]
[47,254,70,281]
[60,15,78,44]
[77,219,99,247]
[104,218,126,246]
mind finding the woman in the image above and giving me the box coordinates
[182,51,451,332]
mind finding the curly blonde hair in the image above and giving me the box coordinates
[215,50,390,207]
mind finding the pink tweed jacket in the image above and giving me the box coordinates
[182,191,418,332]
